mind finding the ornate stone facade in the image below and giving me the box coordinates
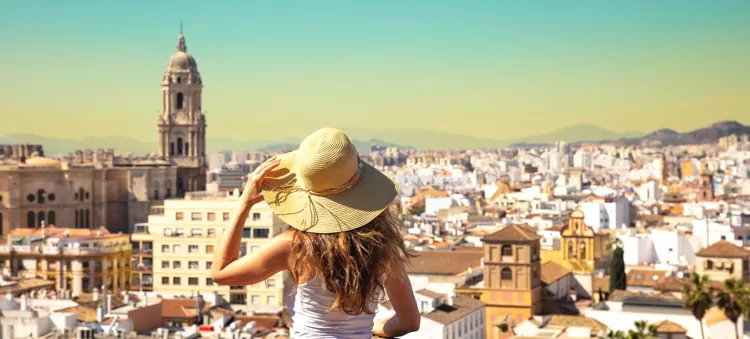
[0,31,207,236]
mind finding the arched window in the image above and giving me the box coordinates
[580,242,587,260]
[176,93,184,109]
[48,211,56,226]
[75,210,80,228]
[568,241,576,259]
[38,211,45,226]
[166,188,172,198]
[176,77,181,84]
[185,142,189,156]
[500,267,512,280]
[177,138,183,155]
[85,209,91,228]
[37,189,46,204]
[79,188,85,202]
[501,245,513,257]
[169,142,175,156]
[154,189,160,200]
[27,212,35,228]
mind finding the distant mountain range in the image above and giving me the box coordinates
[1,121,747,156]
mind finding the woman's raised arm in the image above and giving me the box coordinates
[210,157,288,286]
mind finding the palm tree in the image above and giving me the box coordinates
[714,278,746,339]
[626,320,658,339]
[682,273,712,339]
[605,330,626,339]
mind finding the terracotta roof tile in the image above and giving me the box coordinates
[161,298,213,319]
[652,320,687,333]
[627,269,670,288]
[406,251,483,276]
[543,315,609,334]
[421,294,485,326]
[540,261,571,285]
[482,224,541,243]
[416,289,444,299]
[696,241,750,258]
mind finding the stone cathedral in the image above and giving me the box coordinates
[0,31,207,235]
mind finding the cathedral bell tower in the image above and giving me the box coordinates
[158,27,207,195]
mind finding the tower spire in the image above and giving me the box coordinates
[177,19,187,52]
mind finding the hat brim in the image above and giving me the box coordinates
[261,151,398,233]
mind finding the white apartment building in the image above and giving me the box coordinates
[580,197,631,231]
[377,289,484,339]
[130,191,289,306]
[620,229,703,267]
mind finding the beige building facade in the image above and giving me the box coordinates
[0,226,131,296]
[131,191,289,306]
[695,240,750,283]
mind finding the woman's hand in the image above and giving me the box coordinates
[243,157,280,204]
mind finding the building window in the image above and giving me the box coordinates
[267,296,276,305]
[162,245,170,253]
[253,228,269,239]
[37,189,46,203]
[207,212,216,221]
[173,261,181,269]
[579,242,587,260]
[206,262,213,270]
[177,137,184,155]
[153,189,160,200]
[501,245,512,257]
[176,212,184,220]
[252,212,261,221]
[206,278,213,285]
[176,92,184,110]
[223,212,230,221]
[27,211,35,227]
[191,212,202,221]
[501,268,512,280]
[251,295,260,305]
[189,245,199,253]
[266,279,276,287]
[208,229,216,237]
[38,211,46,226]
[162,277,170,285]
[173,277,181,285]
[48,211,56,225]
[27,194,35,202]
[173,245,181,253]
[191,229,202,237]
[251,245,260,253]
[189,277,199,286]
[162,261,169,269]
[175,228,184,236]
[706,260,714,270]
[242,228,251,238]
[567,240,576,259]
[164,228,173,236]
[189,261,199,269]
[206,245,214,254]
[85,209,90,228]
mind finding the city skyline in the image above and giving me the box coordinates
[1,1,749,144]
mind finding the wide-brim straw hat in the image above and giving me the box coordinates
[261,127,398,233]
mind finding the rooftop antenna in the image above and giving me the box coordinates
[180,17,183,35]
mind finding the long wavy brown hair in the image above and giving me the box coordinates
[288,206,413,315]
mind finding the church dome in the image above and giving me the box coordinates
[164,33,201,82]
[167,50,197,72]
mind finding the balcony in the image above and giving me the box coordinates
[133,264,153,272]
[134,223,150,233]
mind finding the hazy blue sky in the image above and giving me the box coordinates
[1,0,749,142]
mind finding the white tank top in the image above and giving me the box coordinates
[286,275,378,338]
